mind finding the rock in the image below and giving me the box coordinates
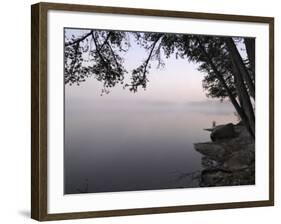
[204,124,227,132]
[194,124,255,187]
[194,142,230,161]
[231,166,255,185]
[210,123,236,142]
[200,167,255,187]
[234,125,253,143]
[202,156,220,169]
[200,168,233,187]
[223,147,254,170]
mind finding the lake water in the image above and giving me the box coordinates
[64,94,236,194]
[64,28,243,194]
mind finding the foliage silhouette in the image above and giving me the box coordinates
[64,29,255,138]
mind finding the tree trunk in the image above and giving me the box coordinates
[234,75,244,109]
[225,38,255,99]
[197,39,255,139]
[231,57,255,137]
[244,38,255,82]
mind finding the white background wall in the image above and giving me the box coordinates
[0,0,279,223]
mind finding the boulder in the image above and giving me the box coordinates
[223,147,254,170]
[200,168,233,187]
[202,156,220,169]
[210,123,236,142]
[195,124,255,187]
[194,142,229,161]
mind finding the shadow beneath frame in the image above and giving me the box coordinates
[18,210,30,218]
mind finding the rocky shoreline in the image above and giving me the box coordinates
[194,123,255,187]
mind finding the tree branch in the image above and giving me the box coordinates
[65,31,93,47]
[92,33,109,68]
[142,35,162,77]
[100,32,112,51]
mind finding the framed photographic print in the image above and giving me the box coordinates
[31,2,274,221]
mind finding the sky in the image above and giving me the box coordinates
[63,28,239,193]
[64,28,213,105]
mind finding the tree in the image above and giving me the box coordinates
[65,30,129,94]
[64,29,255,138]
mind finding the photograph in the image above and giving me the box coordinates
[64,28,256,194]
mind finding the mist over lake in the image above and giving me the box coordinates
[64,88,236,194]
[63,28,247,194]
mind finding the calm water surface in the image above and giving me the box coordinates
[64,92,236,194]
[64,28,243,194]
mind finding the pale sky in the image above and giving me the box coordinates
[65,28,212,105]
[64,28,239,193]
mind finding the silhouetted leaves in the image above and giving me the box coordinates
[64,29,255,137]
[64,30,129,94]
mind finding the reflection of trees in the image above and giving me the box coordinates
[65,30,255,138]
